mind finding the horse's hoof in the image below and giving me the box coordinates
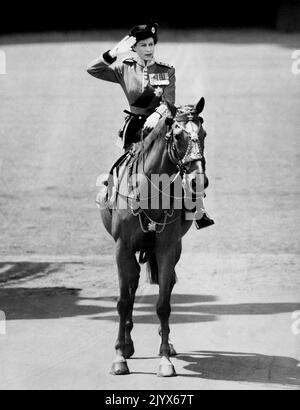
[169,344,177,357]
[159,344,177,357]
[157,363,177,378]
[124,343,135,359]
[110,361,130,376]
[157,358,177,377]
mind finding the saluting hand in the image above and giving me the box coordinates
[109,36,136,59]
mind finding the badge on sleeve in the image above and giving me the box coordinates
[149,73,170,86]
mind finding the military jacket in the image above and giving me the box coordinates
[87,53,176,116]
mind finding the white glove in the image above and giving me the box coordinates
[143,112,161,131]
[109,35,136,58]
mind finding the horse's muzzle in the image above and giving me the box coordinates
[185,160,208,195]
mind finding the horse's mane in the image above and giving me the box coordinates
[132,105,195,166]
[177,104,194,113]
[133,118,168,164]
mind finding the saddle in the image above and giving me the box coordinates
[104,147,138,210]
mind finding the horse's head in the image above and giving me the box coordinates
[166,98,207,178]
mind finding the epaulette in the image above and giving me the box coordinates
[123,58,135,66]
[156,61,173,69]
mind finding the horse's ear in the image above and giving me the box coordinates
[195,97,205,115]
[166,101,178,118]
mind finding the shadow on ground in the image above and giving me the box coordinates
[93,300,300,325]
[1,266,299,387]
[1,271,300,324]
[0,262,62,284]
[1,264,299,322]
[175,351,300,387]
[0,286,217,322]
[0,286,114,320]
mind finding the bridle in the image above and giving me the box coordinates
[165,110,205,176]
[140,109,206,201]
[129,109,207,233]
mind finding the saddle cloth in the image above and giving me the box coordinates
[105,150,138,209]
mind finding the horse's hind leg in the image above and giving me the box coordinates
[111,242,140,375]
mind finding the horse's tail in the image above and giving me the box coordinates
[144,253,177,285]
[146,253,159,285]
[138,232,159,285]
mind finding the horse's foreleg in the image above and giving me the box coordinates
[157,241,181,359]
[156,249,178,377]
[111,242,140,375]
[124,257,140,359]
[158,327,177,357]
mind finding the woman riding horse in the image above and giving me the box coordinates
[87,22,214,229]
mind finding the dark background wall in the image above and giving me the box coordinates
[0,0,299,33]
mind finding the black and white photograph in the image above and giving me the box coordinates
[0,0,299,392]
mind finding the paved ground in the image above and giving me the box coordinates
[0,30,299,390]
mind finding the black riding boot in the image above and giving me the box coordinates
[195,213,215,230]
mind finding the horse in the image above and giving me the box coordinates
[100,97,208,377]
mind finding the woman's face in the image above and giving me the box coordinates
[133,37,155,62]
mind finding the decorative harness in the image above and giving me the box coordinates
[166,109,204,175]
[130,108,205,233]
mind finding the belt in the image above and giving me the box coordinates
[124,110,147,119]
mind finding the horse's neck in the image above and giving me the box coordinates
[140,133,175,176]
[134,127,177,217]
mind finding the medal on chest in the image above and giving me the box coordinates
[149,73,170,86]
[154,87,163,97]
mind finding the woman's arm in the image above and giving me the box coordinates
[87,51,122,83]
[87,36,136,83]
[144,67,176,130]
[161,67,176,106]
[155,67,176,117]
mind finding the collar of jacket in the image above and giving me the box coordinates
[133,56,155,68]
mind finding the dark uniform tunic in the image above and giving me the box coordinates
[87,53,176,117]
[91,49,177,202]
[89,48,213,228]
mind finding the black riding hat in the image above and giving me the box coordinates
[130,22,159,44]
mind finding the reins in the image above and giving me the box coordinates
[109,110,205,234]
[129,112,204,233]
